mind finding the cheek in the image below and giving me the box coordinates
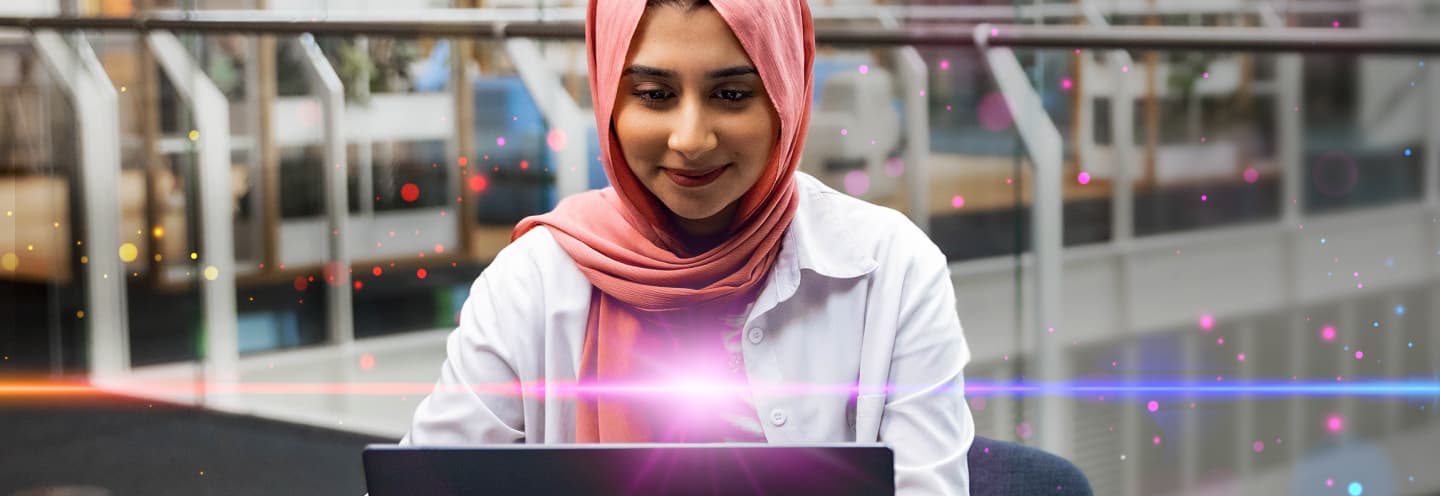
[613,109,667,170]
[728,112,780,173]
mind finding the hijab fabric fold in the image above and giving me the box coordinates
[511,0,815,442]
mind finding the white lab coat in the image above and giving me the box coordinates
[403,172,974,495]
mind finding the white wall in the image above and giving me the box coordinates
[0,0,58,15]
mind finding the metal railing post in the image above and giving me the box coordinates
[505,38,589,200]
[297,33,354,347]
[876,11,931,234]
[977,24,1069,458]
[31,30,129,378]
[147,31,239,391]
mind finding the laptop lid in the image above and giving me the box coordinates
[363,443,893,495]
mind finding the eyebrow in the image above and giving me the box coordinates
[621,65,760,80]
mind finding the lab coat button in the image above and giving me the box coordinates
[747,328,765,344]
[770,409,787,426]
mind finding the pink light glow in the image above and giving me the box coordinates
[951,196,966,209]
[1147,400,1159,412]
[1199,314,1215,330]
[1321,325,1337,342]
[546,129,567,151]
[1327,415,1344,433]
[1244,167,1260,183]
[1077,172,1092,185]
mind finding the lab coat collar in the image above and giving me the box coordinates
[750,173,881,323]
[788,172,881,280]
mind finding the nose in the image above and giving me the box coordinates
[667,98,718,161]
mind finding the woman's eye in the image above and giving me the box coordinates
[716,90,753,102]
[632,89,672,103]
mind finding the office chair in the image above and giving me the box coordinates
[968,436,1094,496]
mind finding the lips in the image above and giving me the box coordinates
[664,164,730,188]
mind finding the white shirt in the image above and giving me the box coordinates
[402,172,975,495]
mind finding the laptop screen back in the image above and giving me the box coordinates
[364,444,893,495]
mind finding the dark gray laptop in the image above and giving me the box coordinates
[363,443,893,495]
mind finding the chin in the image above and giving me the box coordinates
[664,200,726,222]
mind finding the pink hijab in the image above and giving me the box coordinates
[512,0,815,442]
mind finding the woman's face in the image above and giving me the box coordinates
[612,4,780,240]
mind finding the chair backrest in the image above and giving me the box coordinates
[967,436,1093,496]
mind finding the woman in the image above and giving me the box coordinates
[403,0,974,493]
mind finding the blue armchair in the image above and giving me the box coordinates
[968,436,1093,496]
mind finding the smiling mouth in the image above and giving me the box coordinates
[663,164,730,188]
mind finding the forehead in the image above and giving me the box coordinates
[626,6,755,73]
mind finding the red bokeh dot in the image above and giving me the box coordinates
[401,183,420,203]
[372,266,382,276]
[416,269,428,279]
[359,353,375,370]
[293,276,308,292]
[435,244,445,254]
[457,156,468,166]
[520,160,529,170]
[468,175,489,193]
[353,281,364,290]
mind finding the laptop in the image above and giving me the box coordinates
[363,443,894,495]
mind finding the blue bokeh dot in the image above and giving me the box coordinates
[1397,305,1406,315]
[1348,481,1362,495]
[1405,148,1413,157]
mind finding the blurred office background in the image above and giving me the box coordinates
[1,0,1438,494]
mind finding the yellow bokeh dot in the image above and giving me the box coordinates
[154,254,163,262]
[190,252,198,260]
[80,256,89,264]
[153,226,165,238]
[188,130,200,141]
[27,245,34,251]
[76,310,85,319]
[119,243,139,263]
[1,253,18,271]
[53,221,60,228]
[120,85,127,92]
[203,266,219,281]
[5,210,11,216]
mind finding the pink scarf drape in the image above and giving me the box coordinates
[511,0,815,442]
